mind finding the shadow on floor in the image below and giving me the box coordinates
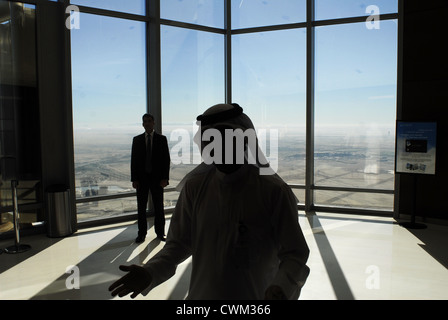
[306,213,355,300]
[28,216,193,300]
[402,221,448,269]
[0,234,64,275]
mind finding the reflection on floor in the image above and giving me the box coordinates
[0,212,447,300]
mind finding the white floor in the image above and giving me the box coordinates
[1,212,447,300]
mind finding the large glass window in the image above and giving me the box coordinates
[232,0,306,29]
[161,0,224,29]
[161,25,225,189]
[71,13,146,222]
[232,29,307,188]
[314,20,397,209]
[68,1,400,223]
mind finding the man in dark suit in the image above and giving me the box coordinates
[131,113,170,243]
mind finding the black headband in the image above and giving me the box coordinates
[196,103,243,126]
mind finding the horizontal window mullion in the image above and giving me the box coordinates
[312,204,394,217]
[313,13,398,27]
[289,184,306,190]
[313,185,394,194]
[160,18,225,34]
[231,22,307,35]
[73,5,149,22]
[75,187,177,204]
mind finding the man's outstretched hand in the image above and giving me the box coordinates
[264,285,287,300]
[109,265,152,299]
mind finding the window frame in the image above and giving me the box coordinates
[66,0,400,227]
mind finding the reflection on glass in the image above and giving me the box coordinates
[161,0,224,28]
[76,191,180,223]
[161,25,224,187]
[232,0,306,29]
[76,198,137,222]
[232,29,307,184]
[71,14,146,221]
[164,191,180,209]
[315,0,398,21]
[0,2,40,233]
[71,0,145,15]
[314,21,397,196]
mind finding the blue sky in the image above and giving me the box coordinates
[70,0,398,136]
[71,12,146,131]
[71,0,145,15]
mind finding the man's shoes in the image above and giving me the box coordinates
[157,234,166,242]
[135,235,145,244]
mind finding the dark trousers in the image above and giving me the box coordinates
[136,174,165,237]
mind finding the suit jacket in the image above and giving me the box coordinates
[131,132,170,183]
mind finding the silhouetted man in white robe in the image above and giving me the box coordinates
[109,103,310,300]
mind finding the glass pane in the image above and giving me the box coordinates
[161,25,225,187]
[315,0,398,21]
[314,21,397,192]
[232,0,306,29]
[161,0,224,29]
[292,188,305,206]
[314,190,394,211]
[70,0,145,15]
[165,190,180,209]
[232,29,307,184]
[1,3,40,235]
[77,198,137,222]
[71,14,146,221]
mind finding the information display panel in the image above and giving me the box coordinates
[395,122,437,175]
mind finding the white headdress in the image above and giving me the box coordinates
[176,103,277,191]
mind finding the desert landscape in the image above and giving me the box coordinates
[74,125,396,222]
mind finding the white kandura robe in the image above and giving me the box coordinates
[144,164,310,300]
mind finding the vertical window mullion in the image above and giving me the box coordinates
[224,0,232,104]
[148,0,162,132]
[305,0,315,213]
